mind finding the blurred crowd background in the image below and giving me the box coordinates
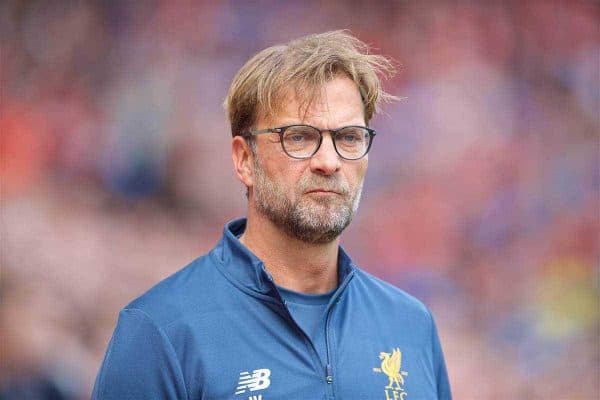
[1,0,598,398]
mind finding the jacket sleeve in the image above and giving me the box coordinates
[429,313,452,400]
[92,308,189,400]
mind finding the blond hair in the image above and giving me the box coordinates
[224,30,396,137]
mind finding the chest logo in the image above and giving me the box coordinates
[372,348,408,399]
[235,368,271,397]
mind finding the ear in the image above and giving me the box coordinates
[232,136,254,190]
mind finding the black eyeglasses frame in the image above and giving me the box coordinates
[245,124,376,160]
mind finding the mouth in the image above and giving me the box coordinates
[305,189,341,195]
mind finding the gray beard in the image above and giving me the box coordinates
[252,157,363,244]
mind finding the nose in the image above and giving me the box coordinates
[309,132,341,175]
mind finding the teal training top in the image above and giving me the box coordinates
[92,218,452,400]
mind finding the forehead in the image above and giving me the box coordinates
[264,75,366,126]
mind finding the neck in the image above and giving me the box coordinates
[239,208,339,294]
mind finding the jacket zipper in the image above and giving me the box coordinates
[262,266,354,398]
[323,271,354,398]
[279,300,331,391]
[261,269,329,390]
[324,304,335,397]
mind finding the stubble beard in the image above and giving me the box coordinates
[252,157,363,244]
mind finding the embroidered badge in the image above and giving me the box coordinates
[372,348,408,399]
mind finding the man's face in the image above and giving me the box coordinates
[250,75,369,244]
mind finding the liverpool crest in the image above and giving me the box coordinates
[373,347,408,399]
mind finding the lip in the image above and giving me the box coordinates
[306,189,340,195]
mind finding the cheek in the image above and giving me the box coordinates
[271,160,307,193]
[349,160,368,187]
[358,159,368,180]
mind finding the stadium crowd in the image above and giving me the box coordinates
[1,1,598,398]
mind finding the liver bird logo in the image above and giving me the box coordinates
[372,347,408,390]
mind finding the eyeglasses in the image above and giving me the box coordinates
[246,124,376,160]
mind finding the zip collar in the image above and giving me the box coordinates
[212,218,356,301]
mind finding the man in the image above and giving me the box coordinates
[93,31,451,400]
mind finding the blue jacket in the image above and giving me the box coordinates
[93,219,451,399]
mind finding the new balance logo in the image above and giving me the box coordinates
[235,369,271,395]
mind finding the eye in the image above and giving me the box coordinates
[337,128,366,144]
[283,126,319,145]
[289,134,306,142]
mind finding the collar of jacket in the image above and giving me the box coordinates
[212,218,356,301]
